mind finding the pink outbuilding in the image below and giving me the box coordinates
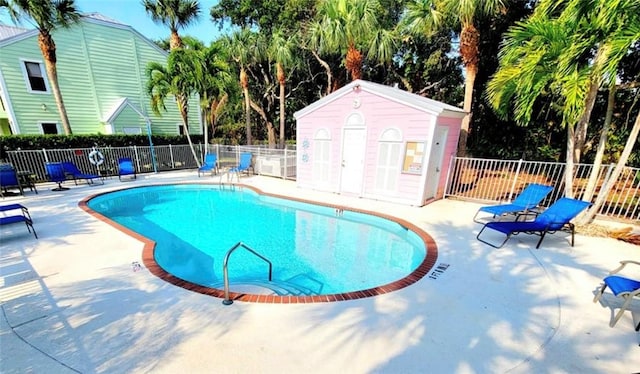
[294,79,466,206]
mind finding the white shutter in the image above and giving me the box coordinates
[375,128,402,193]
[313,139,330,183]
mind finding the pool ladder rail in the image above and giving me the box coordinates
[219,168,241,185]
[222,241,272,305]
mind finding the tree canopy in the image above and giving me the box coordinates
[144,0,639,168]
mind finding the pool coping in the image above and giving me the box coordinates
[78,182,438,304]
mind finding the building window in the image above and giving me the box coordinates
[345,112,365,127]
[123,127,142,134]
[313,128,331,183]
[375,128,402,192]
[40,122,59,134]
[178,124,186,135]
[22,61,49,93]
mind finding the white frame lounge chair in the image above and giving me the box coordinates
[593,260,640,329]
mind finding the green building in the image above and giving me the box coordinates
[0,13,200,136]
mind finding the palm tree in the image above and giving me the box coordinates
[575,0,640,222]
[487,11,580,194]
[173,36,231,137]
[142,0,200,50]
[586,112,640,223]
[2,0,80,135]
[487,0,640,205]
[269,30,298,149]
[146,49,203,166]
[195,43,232,150]
[402,0,508,156]
[222,28,260,145]
[307,0,396,81]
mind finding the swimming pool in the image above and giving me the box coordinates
[82,184,438,303]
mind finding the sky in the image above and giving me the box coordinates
[0,0,226,44]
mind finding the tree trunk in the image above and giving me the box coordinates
[177,94,201,168]
[310,50,333,96]
[345,43,363,81]
[579,84,615,213]
[210,93,228,137]
[38,33,72,135]
[573,47,604,163]
[564,124,576,198]
[457,23,480,157]
[580,110,640,223]
[457,64,477,157]
[277,63,286,149]
[209,98,218,139]
[573,78,601,163]
[249,99,276,148]
[202,107,209,157]
[240,68,252,145]
[399,76,413,93]
[169,30,182,50]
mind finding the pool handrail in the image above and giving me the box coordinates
[222,241,273,305]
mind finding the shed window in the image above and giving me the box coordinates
[23,61,48,93]
[123,127,142,134]
[375,128,402,192]
[346,112,365,127]
[41,122,59,135]
[313,129,331,183]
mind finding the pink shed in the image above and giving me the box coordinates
[294,79,466,206]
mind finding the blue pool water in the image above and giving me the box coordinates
[87,185,427,295]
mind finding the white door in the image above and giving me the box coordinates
[340,128,366,194]
[424,126,448,199]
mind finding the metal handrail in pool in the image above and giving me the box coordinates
[222,241,273,305]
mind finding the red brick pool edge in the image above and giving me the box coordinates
[78,183,438,303]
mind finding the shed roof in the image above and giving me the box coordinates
[294,79,467,119]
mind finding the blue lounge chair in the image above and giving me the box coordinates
[228,152,253,181]
[0,203,37,239]
[593,260,640,329]
[476,197,591,249]
[62,161,104,185]
[0,164,24,196]
[230,152,253,174]
[118,157,136,181]
[198,153,218,177]
[473,183,554,223]
[45,162,69,191]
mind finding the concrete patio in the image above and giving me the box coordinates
[1,170,639,373]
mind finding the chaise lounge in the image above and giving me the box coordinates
[473,183,553,223]
[0,203,38,239]
[228,152,253,182]
[118,157,137,181]
[476,197,591,248]
[198,153,219,177]
[593,260,640,330]
[0,164,24,197]
[45,162,70,191]
[62,161,104,185]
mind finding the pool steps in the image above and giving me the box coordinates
[211,278,318,296]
